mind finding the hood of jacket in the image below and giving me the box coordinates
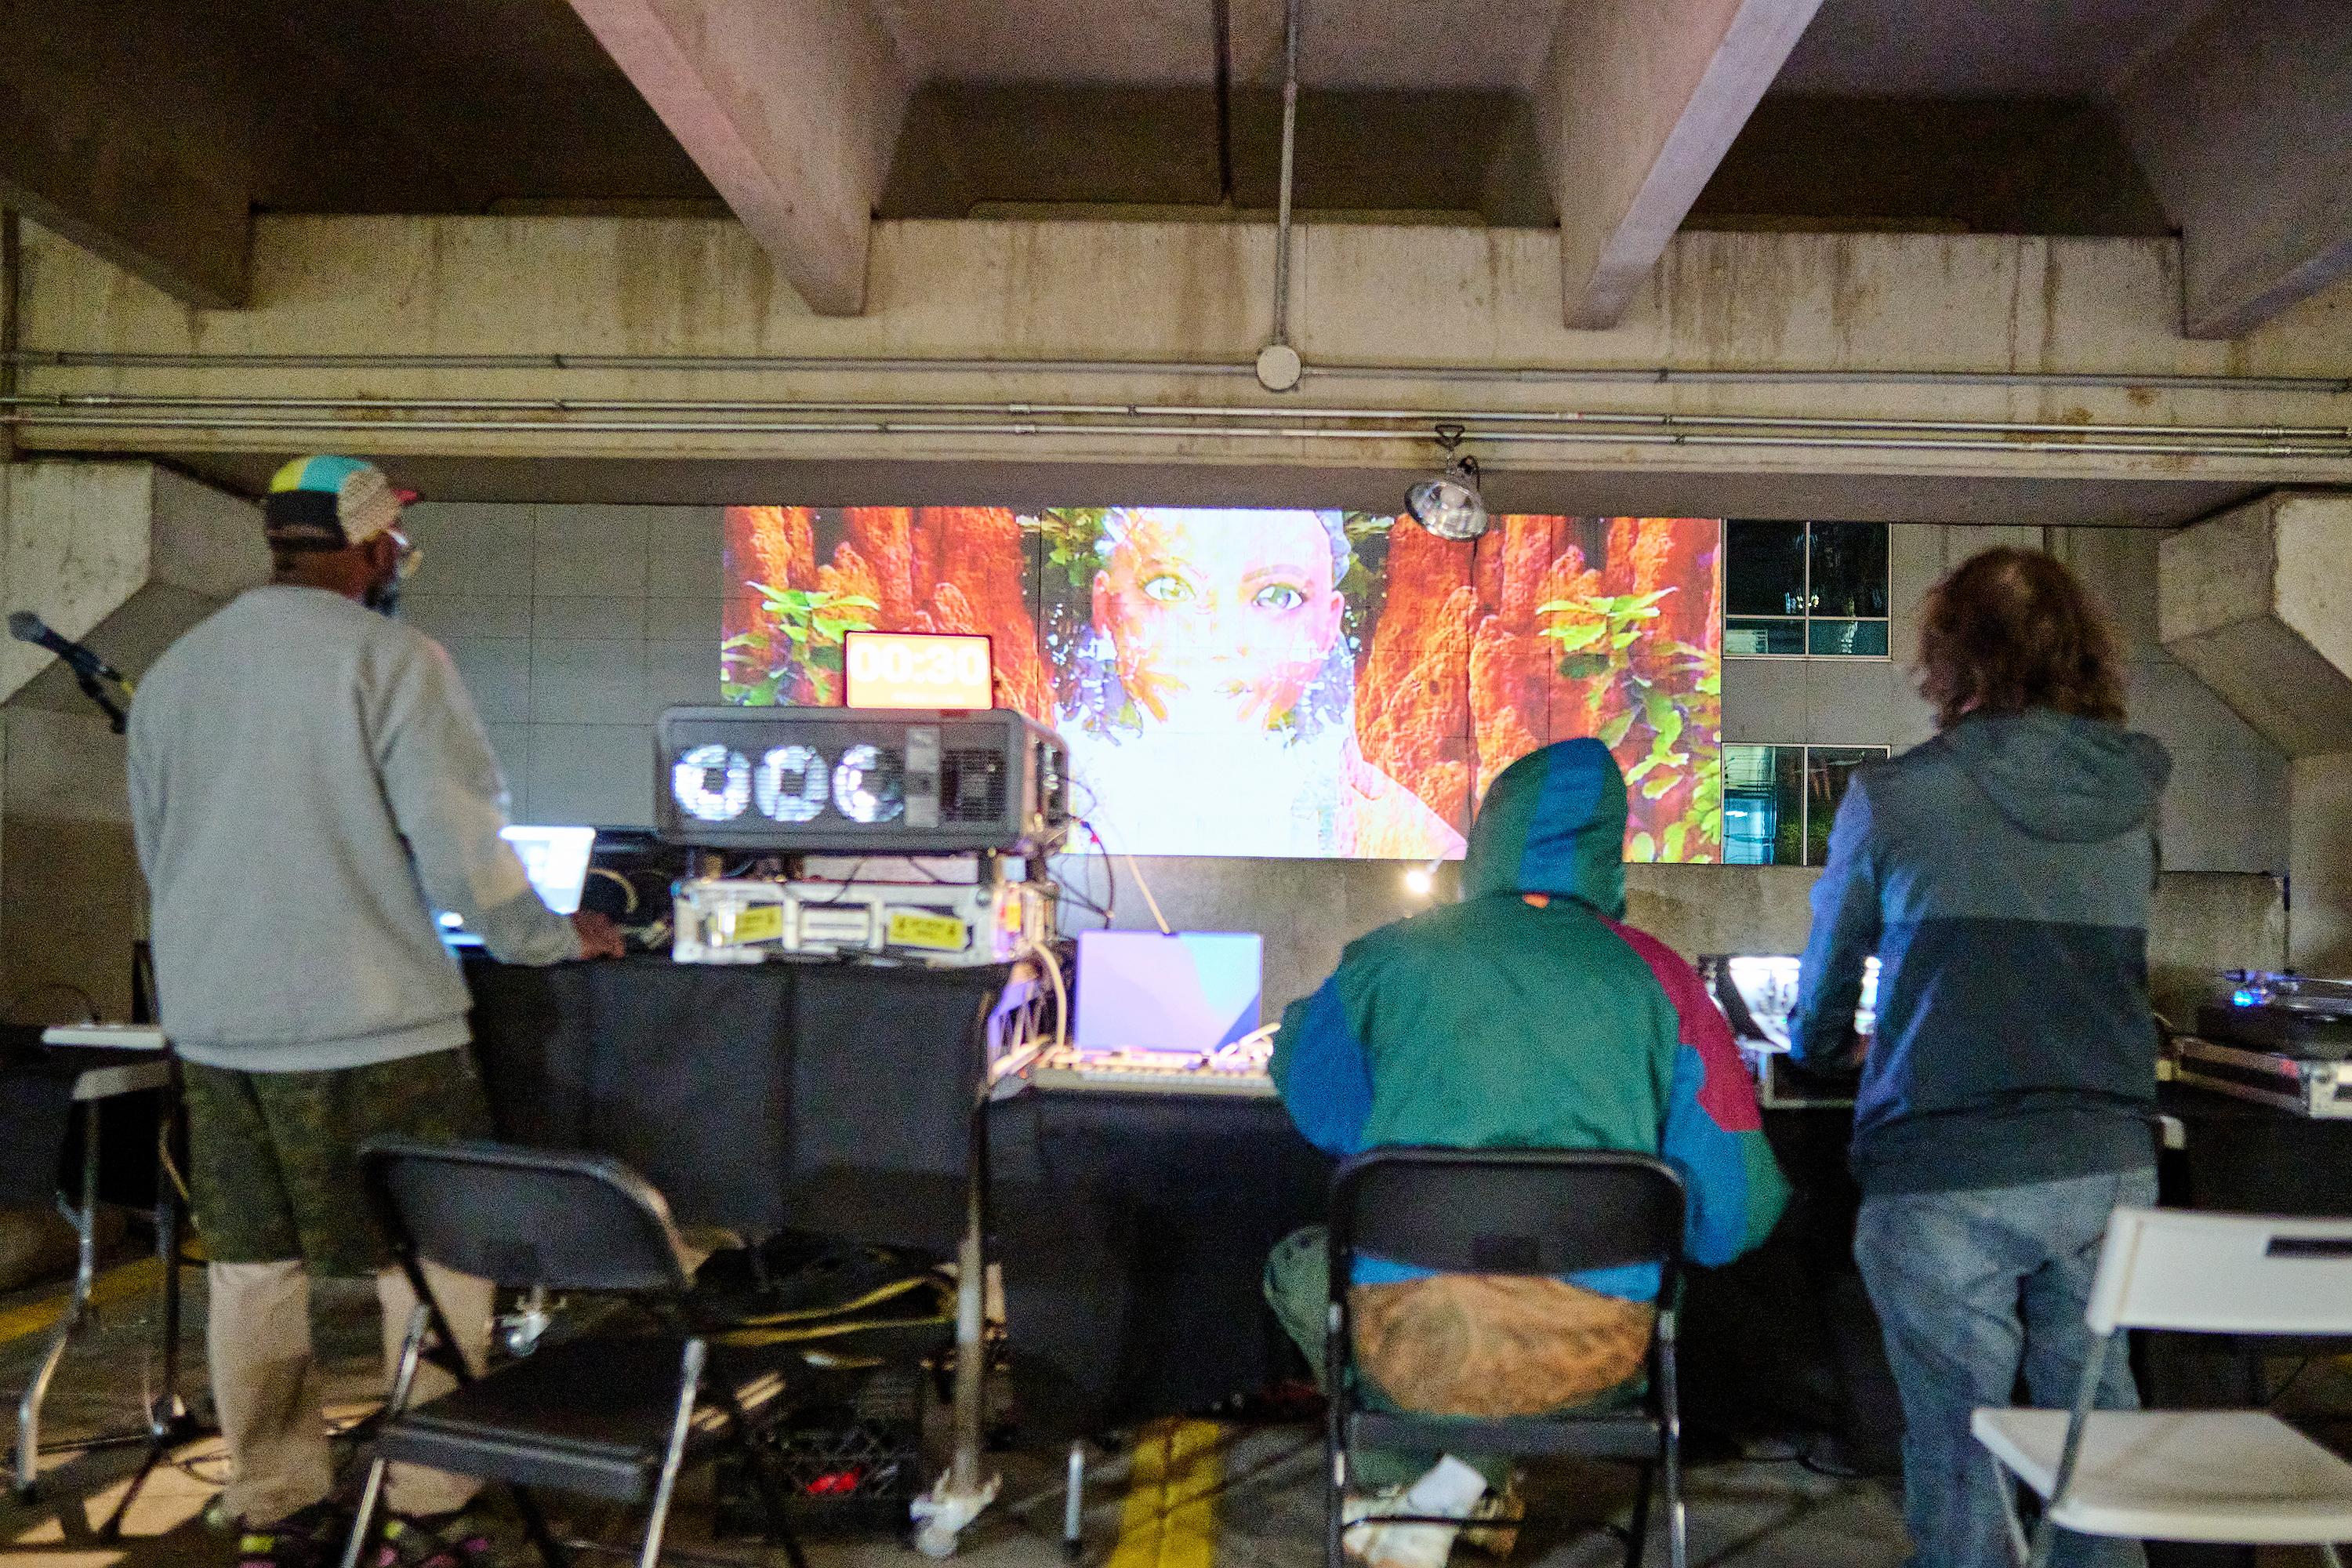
[1460,738,1628,913]
[1943,709,2171,843]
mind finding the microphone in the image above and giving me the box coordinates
[8,612,125,684]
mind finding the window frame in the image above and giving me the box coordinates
[1723,519,1892,661]
[1719,740,1893,866]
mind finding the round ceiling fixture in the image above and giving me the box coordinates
[1406,424,1488,540]
[1255,342,1303,392]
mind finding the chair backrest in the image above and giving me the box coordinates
[2087,1206,2352,1336]
[361,1138,698,1294]
[1330,1147,1685,1287]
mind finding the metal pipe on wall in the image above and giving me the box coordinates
[5,391,2345,443]
[6,408,2346,459]
[9,348,2351,397]
[1269,0,1301,350]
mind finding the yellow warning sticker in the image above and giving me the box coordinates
[887,909,971,952]
[732,903,786,945]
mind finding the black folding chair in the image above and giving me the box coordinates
[343,1139,810,1568]
[1326,1148,1690,1568]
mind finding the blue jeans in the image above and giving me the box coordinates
[1854,1167,2158,1568]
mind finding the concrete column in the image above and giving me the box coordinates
[2161,489,2352,975]
[2292,753,2352,974]
[0,0,252,307]
[0,462,266,1016]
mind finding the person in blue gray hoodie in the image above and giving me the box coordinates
[1791,548,2170,1568]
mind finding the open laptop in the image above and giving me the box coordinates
[1703,953,1879,1051]
[1699,953,1878,1109]
[1073,931,1264,1054]
[439,825,597,947]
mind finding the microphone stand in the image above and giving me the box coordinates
[71,668,129,735]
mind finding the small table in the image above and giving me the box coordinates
[9,1027,195,1536]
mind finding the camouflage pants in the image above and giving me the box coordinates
[182,1047,494,1276]
[1265,1225,1653,1489]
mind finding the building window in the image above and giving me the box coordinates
[1722,744,1889,866]
[1724,520,1889,656]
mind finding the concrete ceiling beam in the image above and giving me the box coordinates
[2114,0,2352,340]
[0,4,252,308]
[1534,0,1825,329]
[564,0,910,317]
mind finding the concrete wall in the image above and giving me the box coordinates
[18,218,2352,501]
[1044,856,2278,1023]
[0,462,265,1021]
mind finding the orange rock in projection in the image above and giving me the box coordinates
[817,543,884,612]
[913,506,1054,721]
[840,507,918,627]
[736,505,815,593]
[723,505,819,687]
[1466,517,1584,793]
[1355,517,1477,826]
[1468,626,1545,797]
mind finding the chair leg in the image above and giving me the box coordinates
[637,1338,707,1568]
[1621,1464,1653,1568]
[509,1485,569,1568]
[1657,1314,1687,1568]
[739,1439,806,1568]
[1062,1440,1086,1561]
[2319,1542,2344,1568]
[343,1303,433,1568]
[1992,1456,2031,1567]
[1325,1291,1350,1568]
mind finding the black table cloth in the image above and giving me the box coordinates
[457,953,2352,1494]
[464,956,1014,1246]
[984,1088,1334,1439]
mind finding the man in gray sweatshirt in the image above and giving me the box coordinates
[128,456,622,1567]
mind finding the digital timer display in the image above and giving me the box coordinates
[842,631,994,711]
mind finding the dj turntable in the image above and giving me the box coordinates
[2167,971,2352,1119]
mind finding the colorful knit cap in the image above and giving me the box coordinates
[263,456,412,551]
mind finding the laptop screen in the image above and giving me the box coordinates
[1073,931,1263,1054]
[441,826,597,942]
[1704,953,1879,1050]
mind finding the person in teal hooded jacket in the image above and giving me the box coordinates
[1264,738,1788,1568]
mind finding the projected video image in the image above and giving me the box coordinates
[722,506,1723,862]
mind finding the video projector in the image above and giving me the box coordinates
[655,706,1069,855]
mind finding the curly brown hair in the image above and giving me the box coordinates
[1915,547,2126,731]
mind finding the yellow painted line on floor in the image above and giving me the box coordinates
[0,1256,165,1348]
[1106,1418,1225,1568]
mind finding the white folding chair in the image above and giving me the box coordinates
[1972,1206,2352,1568]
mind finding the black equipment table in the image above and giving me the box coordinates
[980,1084,1904,1457]
[984,1088,1334,1439]
[458,954,2352,1535]
[464,955,1015,1245]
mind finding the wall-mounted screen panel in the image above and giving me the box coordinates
[722,507,1723,862]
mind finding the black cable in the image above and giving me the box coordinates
[1081,818,1118,927]
[2268,1355,2318,1406]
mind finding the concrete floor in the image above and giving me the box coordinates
[0,1256,1917,1568]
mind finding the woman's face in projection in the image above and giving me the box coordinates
[1092,509,1345,728]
